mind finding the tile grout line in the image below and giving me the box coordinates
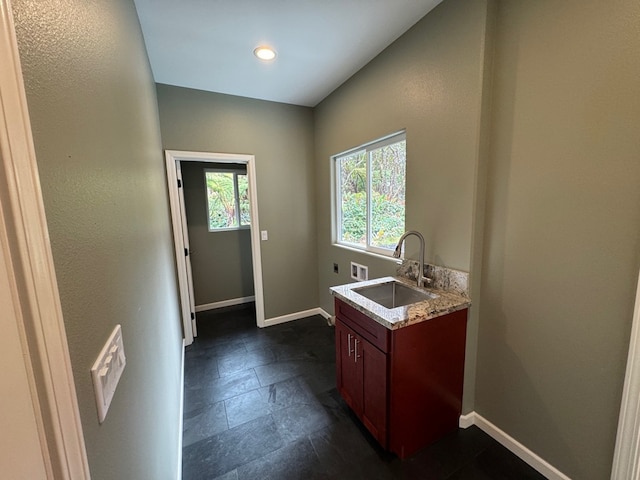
[221,397,230,432]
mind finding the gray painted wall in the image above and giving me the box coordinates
[12,1,183,478]
[475,1,640,479]
[314,0,491,413]
[315,0,640,476]
[156,84,317,319]
[12,0,640,477]
[181,161,254,305]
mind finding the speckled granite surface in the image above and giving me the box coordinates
[396,260,469,298]
[330,274,470,330]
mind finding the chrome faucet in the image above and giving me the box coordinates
[393,230,427,287]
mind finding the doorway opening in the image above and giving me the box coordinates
[165,150,265,345]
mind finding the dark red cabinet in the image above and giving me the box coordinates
[336,319,388,445]
[334,298,468,459]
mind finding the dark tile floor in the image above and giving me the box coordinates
[182,304,546,480]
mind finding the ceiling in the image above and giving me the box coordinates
[133,0,443,107]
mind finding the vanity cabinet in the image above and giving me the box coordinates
[335,312,389,446]
[334,298,468,459]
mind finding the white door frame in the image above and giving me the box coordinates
[165,150,265,344]
[0,1,90,477]
[173,159,198,342]
[611,269,640,479]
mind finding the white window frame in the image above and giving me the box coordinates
[204,168,250,232]
[333,131,406,257]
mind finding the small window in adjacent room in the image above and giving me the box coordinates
[334,131,406,256]
[205,169,251,231]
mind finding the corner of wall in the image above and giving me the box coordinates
[462,0,498,414]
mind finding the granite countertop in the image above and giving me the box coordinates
[330,275,471,330]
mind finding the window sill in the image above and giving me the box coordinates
[208,226,251,233]
[332,243,400,263]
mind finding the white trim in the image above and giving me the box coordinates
[264,307,331,328]
[460,412,571,480]
[332,242,400,263]
[0,1,90,477]
[175,161,198,338]
[165,156,193,344]
[333,130,406,256]
[612,269,640,480]
[458,412,476,429]
[177,339,185,480]
[195,296,256,312]
[0,186,51,478]
[165,150,266,340]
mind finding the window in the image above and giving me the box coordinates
[334,132,406,255]
[205,169,251,231]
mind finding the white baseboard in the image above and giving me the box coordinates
[459,412,476,429]
[264,307,331,327]
[177,339,185,480]
[195,296,255,312]
[459,411,571,480]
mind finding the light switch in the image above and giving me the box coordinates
[91,324,126,423]
[261,230,268,241]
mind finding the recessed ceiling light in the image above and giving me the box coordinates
[254,46,277,61]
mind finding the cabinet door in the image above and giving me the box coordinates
[359,336,388,446]
[335,320,363,414]
[336,318,388,447]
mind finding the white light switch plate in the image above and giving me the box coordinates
[261,230,268,241]
[91,324,126,423]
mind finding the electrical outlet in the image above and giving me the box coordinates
[350,261,368,281]
[91,325,126,423]
[333,263,339,273]
[358,265,368,281]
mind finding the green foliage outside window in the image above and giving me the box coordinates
[337,136,406,252]
[237,174,250,226]
[206,171,250,231]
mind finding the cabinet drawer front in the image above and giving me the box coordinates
[335,298,390,353]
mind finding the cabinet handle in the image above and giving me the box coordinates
[354,338,361,362]
[347,333,354,357]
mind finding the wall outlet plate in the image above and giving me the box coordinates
[91,324,126,423]
[358,265,368,281]
[350,261,368,281]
